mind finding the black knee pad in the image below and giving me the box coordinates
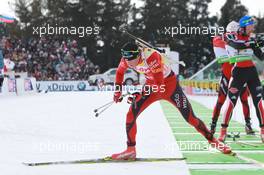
[221,123,228,128]
[227,91,239,105]
[0,77,4,87]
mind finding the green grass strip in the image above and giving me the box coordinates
[184,152,246,163]
[191,170,264,175]
[239,153,264,163]
[160,99,264,164]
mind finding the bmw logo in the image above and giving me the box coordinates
[77,82,86,91]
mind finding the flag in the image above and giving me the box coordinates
[0,15,15,24]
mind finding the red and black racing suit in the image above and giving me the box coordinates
[221,33,264,128]
[212,35,251,127]
[115,48,214,146]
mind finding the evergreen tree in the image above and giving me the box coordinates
[141,0,173,44]
[45,0,69,25]
[95,0,131,70]
[183,0,216,71]
[219,0,248,28]
[139,0,216,74]
[15,0,31,36]
[256,15,264,33]
[15,0,45,37]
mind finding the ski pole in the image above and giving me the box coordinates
[93,92,131,117]
[94,102,114,117]
[94,101,114,113]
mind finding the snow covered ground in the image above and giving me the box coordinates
[0,92,190,175]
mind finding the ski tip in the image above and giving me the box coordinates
[229,152,237,156]
[23,162,33,166]
[23,162,49,166]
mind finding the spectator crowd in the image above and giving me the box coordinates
[0,36,100,80]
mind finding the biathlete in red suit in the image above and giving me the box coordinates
[111,42,232,160]
[218,16,264,143]
[210,22,254,135]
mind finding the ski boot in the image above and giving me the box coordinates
[245,122,255,135]
[209,138,232,154]
[218,127,227,142]
[111,146,136,160]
